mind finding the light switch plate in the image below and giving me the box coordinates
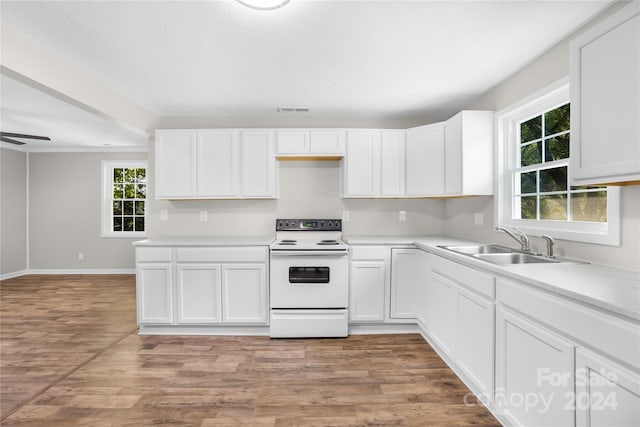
[399,211,406,221]
[342,211,350,221]
[200,211,208,222]
[474,212,484,226]
[160,210,169,221]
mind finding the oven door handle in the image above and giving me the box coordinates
[270,250,348,257]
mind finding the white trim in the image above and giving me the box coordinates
[27,269,136,275]
[138,325,270,336]
[1,142,147,153]
[101,160,148,238]
[1,269,135,280]
[0,270,29,281]
[26,151,30,271]
[494,77,621,246]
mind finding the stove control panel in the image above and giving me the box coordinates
[276,218,342,231]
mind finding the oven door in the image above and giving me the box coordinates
[269,253,348,309]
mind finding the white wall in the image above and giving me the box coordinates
[148,156,446,238]
[446,1,640,270]
[28,152,146,270]
[1,148,28,277]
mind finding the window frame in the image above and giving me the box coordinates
[495,77,621,246]
[101,160,148,238]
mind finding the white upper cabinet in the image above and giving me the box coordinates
[240,130,277,198]
[155,129,277,199]
[197,130,238,197]
[344,130,381,197]
[155,130,197,198]
[570,2,640,185]
[406,122,445,196]
[444,110,494,196]
[276,130,345,157]
[380,130,406,196]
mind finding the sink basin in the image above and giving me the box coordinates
[472,252,560,265]
[438,244,514,255]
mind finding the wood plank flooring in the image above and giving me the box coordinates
[1,274,500,426]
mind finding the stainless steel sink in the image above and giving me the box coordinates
[438,244,513,255]
[437,244,570,265]
[472,252,560,265]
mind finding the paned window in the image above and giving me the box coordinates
[495,79,620,246]
[102,161,147,237]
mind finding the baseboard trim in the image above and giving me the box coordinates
[139,325,270,336]
[26,269,135,275]
[0,270,29,281]
[1,269,135,280]
[349,323,420,335]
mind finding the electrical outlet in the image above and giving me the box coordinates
[160,210,168,221]
[78,252,84,261]
[342,211,350,222]
[474,212,484,226]
[399,211,406,221]
[200,211,208,222]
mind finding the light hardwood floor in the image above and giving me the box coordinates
[1,275,500,426]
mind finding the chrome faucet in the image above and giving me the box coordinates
[542,235,555,259]
[495,226,531,253]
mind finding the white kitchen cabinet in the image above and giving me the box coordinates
[155,129,277,199]
[496,306,574,427]
[240,130,277,198]
[380,130,405,196]
[570,2,640,185]
[222,264,268,324]
[444,110,494,195]
[155,130,197,198]
[390,249,424,320]
[575,348,640,427]
[276,129,345,157]
[349,246,387,322]
[136,263,173,324]
[197,130,238,197]
[176,264,221,324]
[405,122,445,196]
[344,130,381,197]
[427,270,456,356]
[426,254,495,397]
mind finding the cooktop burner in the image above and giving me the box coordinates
[318,240,339,245]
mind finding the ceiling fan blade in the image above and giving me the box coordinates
[0,132,51,141]
[1,136,26,145]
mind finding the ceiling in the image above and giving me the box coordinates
[0,0,613,150]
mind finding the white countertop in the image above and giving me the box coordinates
[133,236,274,246]
[344,234,640,322]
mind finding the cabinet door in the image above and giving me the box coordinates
[496,307,574,427]
[575,348,640,427]
[240,131,276,197]
[222,264,268,324]
[445,113,463,194]
[455,287,494,398]
[571,3,640,184]
[405,123,445,196]
[349,261,386,322]
[136,263,173,324]
[155,130,196,198]
[390,249,423,319]
[176,264,221,324]
[428,271,456,356]
[310,130,345,154]
[380,130,405,196]
[344,130,380,196]
[197,130,238,197]
[277,130,309,154]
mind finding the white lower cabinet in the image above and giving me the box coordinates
[222,264,267,323]
[496,306,574,427]
[427,254,495,398]
[390,249,425,320]
[136,263,173,324]
[575,348,640,427]
[135,246,269,328]
[176,264,221,324]
[349,246,387,322]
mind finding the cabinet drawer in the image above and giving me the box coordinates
[350,246,387,261]
[136,247,172,263]
[497,277,640,371]
[176,247,267,263]
[431,255,495,299]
